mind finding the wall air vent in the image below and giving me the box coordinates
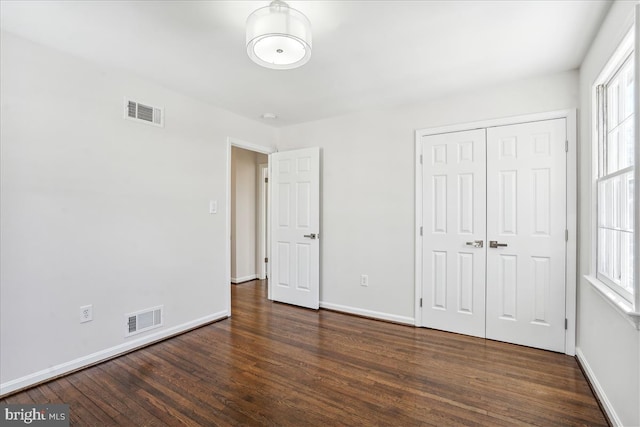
[125,305,163,337]
[124,98,164,127]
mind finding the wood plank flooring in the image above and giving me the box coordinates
[2,279,607,426]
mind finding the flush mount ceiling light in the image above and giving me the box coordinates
[246,0,312,70]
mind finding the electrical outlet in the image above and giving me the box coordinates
[360,274,369,287]
[80,305,93,323]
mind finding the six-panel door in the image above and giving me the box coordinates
[270,147,320,310]
[421,129,487,338]
[485,119,567,352]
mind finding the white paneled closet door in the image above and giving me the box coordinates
[421,129,487,338]
[485,119,567,353]
[420,118,568,353]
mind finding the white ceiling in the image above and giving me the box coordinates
[0,0,611,127]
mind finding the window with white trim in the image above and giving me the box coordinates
[594,28,636,305]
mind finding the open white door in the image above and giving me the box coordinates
[270,147,320,309]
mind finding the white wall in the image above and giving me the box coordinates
[576,2,640,426]
[0,32,276,394]
[230,147,267,283]
[277,70,579,323]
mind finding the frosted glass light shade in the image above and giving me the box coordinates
[246,0,312,70]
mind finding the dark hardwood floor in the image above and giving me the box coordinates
[2,279,607,426]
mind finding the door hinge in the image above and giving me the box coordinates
[420,298,423,308]
[420,226,423,236]
[264,257,268,263]
[420,154,423,165]
[565,229,568,242]
[565,140,568,152]
[565,318,568,330]
[265,177,269,183]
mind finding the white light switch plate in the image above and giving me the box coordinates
[209,200,217,214]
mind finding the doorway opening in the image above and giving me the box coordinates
[226,140,322,313]
[226,138,275,313]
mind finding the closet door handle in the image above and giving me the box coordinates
[304,233,318,239]
[465,240,484,248]
[489,241,507,248]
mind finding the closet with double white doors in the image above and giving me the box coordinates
[415,112,575,354]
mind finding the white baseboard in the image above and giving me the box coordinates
[231,274,258,284]
[320,301,414,325]
[0,310,229,397]
[575,347,621,427]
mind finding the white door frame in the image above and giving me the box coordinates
[257,163,269,280]
[226,137,275,314]
[414,109,577,355]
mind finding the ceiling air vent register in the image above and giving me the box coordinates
[125,99,164,127]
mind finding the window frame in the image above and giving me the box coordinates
[596,51,635,302]
[588,24,640,326]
